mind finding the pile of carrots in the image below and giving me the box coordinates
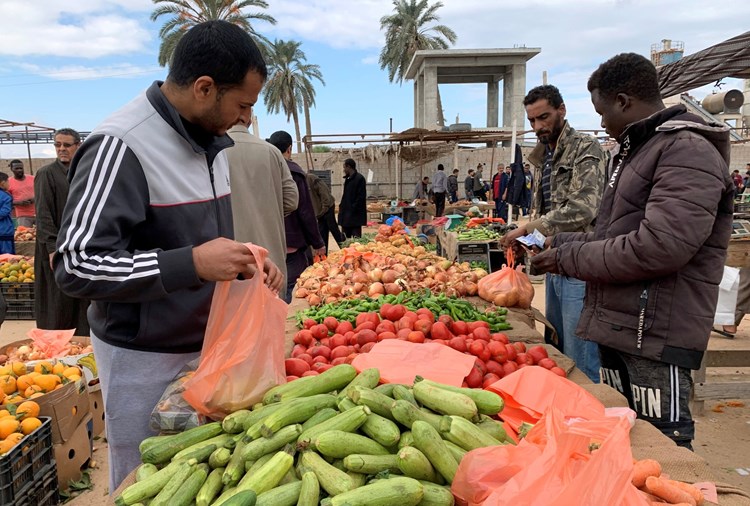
[633,458,705,505]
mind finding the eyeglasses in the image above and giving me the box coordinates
[54,142,78,148]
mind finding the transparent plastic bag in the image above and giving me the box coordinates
[149,359,208,433]
[478,248,534,308]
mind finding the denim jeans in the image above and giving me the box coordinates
[545,273,601,382]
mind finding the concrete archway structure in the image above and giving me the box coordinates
[405,48,541,131]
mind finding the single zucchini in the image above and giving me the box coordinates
[255,481,302,506]
[299,451,355,496]
[476,416,509,443]
[209,446,233,468]
[391,400,442,431]
[393,385,418,405]
[300,407,338,431]
[170,463,209,506]
[297,405,369,444]
[262,365,357,404]
[171,433,235,461]
[374,383,406,397]
[223,439,249,486]
[443,441,467,463]
[150,460,196,506]
[348,471,366,487]
[245,453,274,475]
[241,424,303,461]
[260,394,337,437]
[412,382,478,422]
[138,435,172,456]
[297,470,320,506]
[174,443,216,464]
[439,415,503,451]
[320,476,423,506]
[411,421,458,484]
[222,409,253,433]
[418,481,455,506]
[218,490,257,506]
[360,412,401,447]
[135,463,158,482]
[337,368,381,401]
[114,460,183,506]
[343,454,400,474]
[141,423,225,464]
[238,403,287,439]
[196,467,225,506]
[312,430,390,458]
[348,386,398,421]
[415,377,503,415]
[337,397,357,411]
[398,431,415,449]
[397,446,441,483]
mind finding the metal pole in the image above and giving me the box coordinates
[25,127,33,175]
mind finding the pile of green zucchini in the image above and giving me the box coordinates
[116,363,511,506]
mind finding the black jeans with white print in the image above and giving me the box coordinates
[599,346,694,450]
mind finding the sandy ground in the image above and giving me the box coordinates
[1,222,748,503]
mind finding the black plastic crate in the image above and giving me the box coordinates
[0,283,35,320]
[0,417,53,504]
[14,461,59,506]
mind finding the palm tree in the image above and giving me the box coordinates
[379,0,457,126]
[264,39,325,154]
[151,0,276,66]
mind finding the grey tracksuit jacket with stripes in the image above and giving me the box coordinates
[54,81,235,353]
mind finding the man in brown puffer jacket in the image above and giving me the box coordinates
[532,53,735,449]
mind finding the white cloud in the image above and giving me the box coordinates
[361,54,379,65]
[12,62,162,81]
[0,1,152,58]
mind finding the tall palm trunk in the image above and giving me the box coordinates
[292,106,303,154]
[303,97,312,150]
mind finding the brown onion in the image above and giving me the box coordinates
[368,282,385,297]
[381,269,399,284]
[368,268,383,282]
[384,283,402,295]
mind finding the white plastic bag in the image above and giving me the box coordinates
[714,266,740,326]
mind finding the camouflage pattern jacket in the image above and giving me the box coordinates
[526,121,607,236]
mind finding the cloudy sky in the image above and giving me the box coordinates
[0,0,748,159]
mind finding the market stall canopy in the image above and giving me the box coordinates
[658,31,750,98]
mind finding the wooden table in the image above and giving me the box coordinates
[726,238,750,268]
[692,334,750,414]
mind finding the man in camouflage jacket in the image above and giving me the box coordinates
[502,85,607,382]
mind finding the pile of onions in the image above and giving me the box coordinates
[294,242,488,305]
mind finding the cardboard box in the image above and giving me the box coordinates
[89,389,105,437]
[53,414,93,490]
[37,378,91,444]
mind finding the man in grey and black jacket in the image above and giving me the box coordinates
[532,53,735,448]
[54,21,284,490]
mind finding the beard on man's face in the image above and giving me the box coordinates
[536,117,564,145]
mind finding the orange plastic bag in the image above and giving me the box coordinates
[453,407,649,506]
[477,248,534,308]
[351,340,475,386]
[182,244,287,419]
[486,366,605,433]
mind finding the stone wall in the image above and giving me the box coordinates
[0,158,57,176]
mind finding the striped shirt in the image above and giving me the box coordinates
[541,145,554,214]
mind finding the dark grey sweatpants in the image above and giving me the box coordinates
[599,346,694,449]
